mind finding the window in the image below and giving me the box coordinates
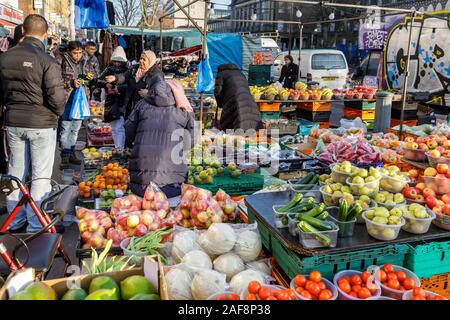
[311,53,347,70]
[367,52,381,76]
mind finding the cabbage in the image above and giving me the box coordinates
[246,260,272,275]
[199,223,236,255]
[234,230,262,262]
[171,230,201,263]
[191,269,227,300]
[165,268,193,300]
[229,269,266,296]
[181,250,212,270]
[213,253,245,281]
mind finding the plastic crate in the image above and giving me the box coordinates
[298,119,319,136]
[390,119,418,127]
[297,101,331,112]
[260,112,280,120]
[421,273,450,299]
[343,107,375,120]
[405,240,450,278]
[194,171,264,196]
[271,236,410,280]
[296,109,331,122]
[391,109,418,120]
[258,102,281,112]
[246,209,272,251]
[344,100,376,110]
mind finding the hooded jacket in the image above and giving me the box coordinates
[0,36,66,128]
[124,73,194,197]
[214,64,261,131]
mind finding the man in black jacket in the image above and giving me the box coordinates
[279,55,299,89]
[0,14,66,232]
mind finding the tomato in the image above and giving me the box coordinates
[295,287,303,295]
[412,286,425,297]
[265,296,277,300]
[338,280,352,294]
[274,290,290,301]
[294,275,307,288]
[227,293,240,300]
[258,286,271,300]
[217,295,226,300]
[376,270,387,283]
[398,286,405,291]
[396,271,407,283]
[350,274,362,286]
[318,281,326,291]
[349,291,358,298]
[411,295,426,300]
[352,285,362,293]
[361,271,371,284]
[387,272,398,281]
[287,289,296,300]
[402,278,415,290]
[300,290,312,299]
[318,289,333,300]
[244,294,257,300]
[387,279,400,290]
[305,281,321,296]
[248,281,261,294]
[310,270,322,283]
[435,296,446,300]
[383,264,395,274]
[358,288,372,299]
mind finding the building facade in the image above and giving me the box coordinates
[0,0,24,32]
[162,0,206,29]
[19,0,69,34]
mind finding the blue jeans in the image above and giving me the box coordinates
[59,120,82,155]
[6,127,57,232]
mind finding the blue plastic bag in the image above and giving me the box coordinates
[69,87,91,120]
[196,56,214,93]
[75,0,109,29]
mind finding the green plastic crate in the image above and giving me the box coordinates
[194,172,264,196]
[247,209,272,251]
[260,112,280,120]
[271,236,410,280]
[405,240,450,278]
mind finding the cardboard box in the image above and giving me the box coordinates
[0,256,168,300]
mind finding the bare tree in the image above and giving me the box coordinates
[140,0,163,27]
[115,0,141,26]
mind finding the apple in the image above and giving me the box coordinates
[142,199,151,210]
[423,188,437,198]
[157,209,168,219]
[443,204,450,215]
[408,169,419,179]
[415,195,425,202]
[87,219,100,232]
[427,140,438,150]
[81,231,92,242]
[405,142,418,149]
[444,140,450,148]
[97,226,106,237]
[442,194,450,204]
[154,192,166,202]
[437,146,447,154]
[135,224,148,237]
[424,167,438,177]
[100,217,113,230]
[144,190,155,201]
[76,208,87,220]
[428,150,441,158]
[437,163,450,174]
[127,215,140,228]
[433,206,442,214]
[418,143,428,150]
[78,220,88,232]
[425,196,439,209]
[415,182,426,191]
[404,137,415,143]
[402,187,418,199]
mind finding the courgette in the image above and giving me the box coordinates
[302,203,326,218]
[299,214,334,231]
[292,197,316,212]
[297,172,315,185]
[278,193,304,213]
[298,221,332,247]
[316,210,329,220]
[338,198,348,222]
[346,203,363,221]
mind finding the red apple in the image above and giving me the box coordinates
[428,150,441,158]
[135,224,148,237]
[433,206,443,214]
[437,163,450,174]
[427,140,438,150]
[418,143,428,150]
[402,187,418,199]
[127,215,140,228]
[415,195,425,202]
[404,137,415,143]
[426,196,439,209]
[424,168,438,177]
[441,194,450,204]
[423,188,437,198]
[408,169,419,179]
[415,182,426,191]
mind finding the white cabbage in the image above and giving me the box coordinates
[234,230,262,262]
[165,268,193,300]
[171,230,201,263]
[191,270,227,300]
[213,252,245,281]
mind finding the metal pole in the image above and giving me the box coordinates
[199,0,209,133]
[399,12,416,140]
[298,23,303,81]
[288,3,293,55]
[172,0,204,33]
[160,0,202,20]
[159,18,163,69]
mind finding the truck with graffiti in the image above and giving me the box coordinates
[354,12,450,107]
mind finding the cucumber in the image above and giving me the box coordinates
[292,198,316,213]
[297,172,315,185]
[346,203,363,221]
[298,221,332,247]
[316,210,329,220]
[299,214,334,231]
[277,193,304,213]
[338,198,348,222]
[302,203,326,218]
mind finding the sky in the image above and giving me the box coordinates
[213,0,231,8]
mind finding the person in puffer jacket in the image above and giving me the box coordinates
[124,75,194,198]
[214,64,262,131]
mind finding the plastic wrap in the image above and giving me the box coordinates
[76,207,113,248]
[214,189,238,222]
[171,229,201,263]
[229,269,270,296]
[245,258,272,276]
[197,223,237,256]
[165,266,194,300]
[213,252,245,282]
[319,136,380,165]
[191,269,227,300]
[142,182,172,220]
[110,194,143,219]
[181,250,213,270]
[233,224,262,262]
[114,210,162,239]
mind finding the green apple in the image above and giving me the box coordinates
[374,193,386,203]
[331,183,343,192]
[365,176,376,183]
[394,193,405,204]
[381,228,396,240]
[342,192,354,205]
[358,186,372,195]
[359,195,371,204]
[196,166,204,173]
[385,200,396,207]
[227,162,237,171]
[373,216,388,224]
[369,167,381,179]
[332,191,343,198]
[325,178,334,184]
[365,210,375,220]
[341,186,351,194]
[374,207,390,216]
[352,176,365,184]
[323,185,332,194]
[358,169,369,178]
[389,208,403,217]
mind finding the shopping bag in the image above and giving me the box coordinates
[69,87,91,120]
[196,56,214,93]
[75,0,109,29]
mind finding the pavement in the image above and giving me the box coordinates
[0,127,88,279]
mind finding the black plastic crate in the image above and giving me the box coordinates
[296,109,331,122]
[391,108,418,120]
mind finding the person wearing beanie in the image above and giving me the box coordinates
[92,46,129,148]
[105,50,163,118]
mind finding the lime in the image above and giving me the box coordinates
[84,288,119,300]
[120,275,156,300]
[25,282,57,300]
[61,288,87,300]
[129,293,160,300]
[89,276,120,299]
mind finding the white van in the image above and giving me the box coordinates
[273,49,349,89]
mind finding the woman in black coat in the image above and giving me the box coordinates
[110,50,164,118]
[214,64,261,131]
[279,55,299,89]
[124,74,194,198]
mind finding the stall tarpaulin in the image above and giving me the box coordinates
[206,33,243,77]
[75,0,109,29]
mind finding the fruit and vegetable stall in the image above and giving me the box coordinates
[4,98,450,301]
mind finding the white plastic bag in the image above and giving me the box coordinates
[165,265,194,300]
[340,117,367,133]
[213,252,245,282]
[191,269,227,300]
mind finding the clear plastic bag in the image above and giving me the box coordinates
[245,258,273,276]
[114,210,162,238]
[164,264,194,300]
[142,182,171,220]
[76,207,112,248]
[214,189,238,223]
[197,223,237,256]
[171,229,202,263]
[110,194,143,219]
[181,250,213,271]
[191,269,227,300]
[229,269,273,296]
[340,117,367,133]
[213,252,245,282]
[232,223,262,262]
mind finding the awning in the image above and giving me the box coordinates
[0,18,17,27]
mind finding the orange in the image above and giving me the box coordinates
[93,181,100,188]
[79,182,86,189]
[117,172,123,179]
[113,185,118,190]
[78,190,84,197]
[113,162,119,167]
[121,177,127,184]
[100,183,106,189]
[112,171,118,178]
[114,178,121,185]
[122,169,128,174]
[107,185,113,189]
[107,163,114,170]
[83,187,91,193]
[106,178,114,185]
[86,181,92,187]
[83,192,91,199]
[106,170,113,177]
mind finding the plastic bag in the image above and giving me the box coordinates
[214,189,238,222]
[340,117,367,133]
[114,210,163,238]
[75,0,109,29]
[165,265,194,300]
[110,194,143,219]
[196,56,214,93]
[69,87,91,120]
[191,269,227,300]
[181,250,213,271]
[232,223,262,262]
[143,182,171,219]
[197,223,237,256]
[229,269,271,296]
[213,252,245,282]
[76,207,112,248]
[171,229,201,263]
[245,258,273,276]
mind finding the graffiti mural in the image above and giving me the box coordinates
[385,15,450,105]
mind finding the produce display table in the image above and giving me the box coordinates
[245,191,450,257]
[255,99,376,103]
